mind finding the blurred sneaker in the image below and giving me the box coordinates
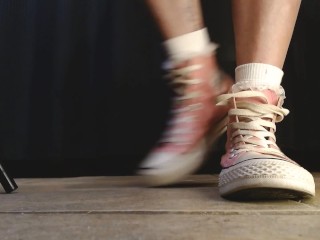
[137,53,233,186]
[217,87,315,200]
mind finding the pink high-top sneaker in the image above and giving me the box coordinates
[137,53,233,186]
[217,87,315,200]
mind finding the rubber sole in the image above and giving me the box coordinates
[137,116,228,187]
[219,159,316,200]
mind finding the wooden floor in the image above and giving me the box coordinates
[1,173,320,240]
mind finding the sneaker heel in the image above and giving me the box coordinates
[0,162,18,193]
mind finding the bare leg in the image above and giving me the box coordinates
[145,0,204,39]
[232,0,301,68]
[145,0,213,61]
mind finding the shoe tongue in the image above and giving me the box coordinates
[234,88,280,106]
[261,89,279,105]
[232,83,282,106]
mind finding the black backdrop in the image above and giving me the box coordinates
[0,0,319,177]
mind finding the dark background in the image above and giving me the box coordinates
[0,0,319,178]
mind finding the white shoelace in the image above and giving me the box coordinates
[216,90,289,158]
[161,64,204,144]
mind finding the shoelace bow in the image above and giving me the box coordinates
[217,90,290,157]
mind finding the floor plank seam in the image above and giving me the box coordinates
[1,210,320,215]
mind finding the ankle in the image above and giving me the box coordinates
[234,63,283,94]
[163,28,218,62]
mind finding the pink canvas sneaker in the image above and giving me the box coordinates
[137,53,233,186]
[217,87,315,200]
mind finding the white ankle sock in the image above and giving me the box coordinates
[163,28,218,61]
[234,63,284,93]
